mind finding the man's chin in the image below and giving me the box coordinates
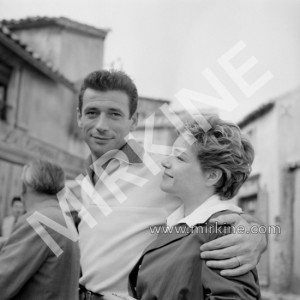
[90,144,120,160]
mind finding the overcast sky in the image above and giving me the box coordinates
[1,0,300,121]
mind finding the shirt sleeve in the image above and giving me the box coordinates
[0,218,50,299]
[199,224,261,300]
[202,263,261,299]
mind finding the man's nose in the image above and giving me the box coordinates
[95,113,109,131]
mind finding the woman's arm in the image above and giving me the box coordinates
[199,222,261,299]
[202,261,261,299]
[200,212,267,276]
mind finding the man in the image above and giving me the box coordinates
[77,70,267,298]
[0,159,80,300]
[1,196,25,238]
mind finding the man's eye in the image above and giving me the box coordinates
[86,111,97,116]
[110,112,121,117]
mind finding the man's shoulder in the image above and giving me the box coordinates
[31,201,66,226]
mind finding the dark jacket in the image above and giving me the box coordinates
[129,223,261,300]
[0,199,80,300]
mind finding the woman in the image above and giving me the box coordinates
[109,115,261,300]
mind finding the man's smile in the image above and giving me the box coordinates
[91,135,113,142]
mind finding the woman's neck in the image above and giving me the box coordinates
[182,190,215,217]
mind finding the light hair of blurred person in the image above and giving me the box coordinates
[0,159,80,300]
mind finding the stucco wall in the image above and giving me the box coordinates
[240,107,279,287]
[15,27,63,70]
[17,67,72,147]
[293,169,300,293]
[2,60,88,161]
[276,89,300,293]
[239,88,300,294]
[60,29,104,81]
[14,26,104,82]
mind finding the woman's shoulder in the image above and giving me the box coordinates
[193,210,239,243]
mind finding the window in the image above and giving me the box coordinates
[0,61,12,121]
[238,194,257,216]
[0,84,8,121]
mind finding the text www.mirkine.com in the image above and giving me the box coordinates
[149,224,281,235]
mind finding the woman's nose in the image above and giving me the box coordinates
[161,157,171,169]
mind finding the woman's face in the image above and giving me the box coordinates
[160,135,208,200]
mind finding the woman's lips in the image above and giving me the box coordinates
[163,172,173,178]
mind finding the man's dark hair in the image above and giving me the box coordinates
[78,70,138,118]
[11,196,22,206]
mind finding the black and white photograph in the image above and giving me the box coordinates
[0,0,299,299]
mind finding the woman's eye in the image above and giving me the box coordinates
[176,156,184,161]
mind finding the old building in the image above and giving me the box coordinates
[134,96,173,147]
[237,88,300,297]
[0,17,108,226]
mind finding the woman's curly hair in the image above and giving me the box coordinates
[184,114,254,200]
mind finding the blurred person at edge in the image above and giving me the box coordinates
[0,159,80,300]
[125,115,261,300]
[1,196,25,238]
[75,70,267,299]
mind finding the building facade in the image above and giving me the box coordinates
[134,96,175,147]
[0,17,108,227]
[237,88,300,296]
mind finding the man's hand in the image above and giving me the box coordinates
[200,213,267,277]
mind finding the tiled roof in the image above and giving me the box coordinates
[2,16,109,39]
[238,102,275,128]
[0,23,76,91]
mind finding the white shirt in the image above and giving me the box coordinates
[78,141,180,294]
[167,194,242,227]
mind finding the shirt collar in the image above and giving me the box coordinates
[118,139,144,164]
[84,139,144,183]
[27,198,59,214]
[166,194,242,227]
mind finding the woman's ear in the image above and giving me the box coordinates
[206,169,222,186]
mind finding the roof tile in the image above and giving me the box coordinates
[0,23,76,91]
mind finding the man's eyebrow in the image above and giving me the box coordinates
[107,108,124,114]
[83,106,98,112]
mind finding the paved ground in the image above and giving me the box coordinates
[262,289,300,300]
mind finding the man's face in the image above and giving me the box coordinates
[78,89,138,160]
[11,201,25,217]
